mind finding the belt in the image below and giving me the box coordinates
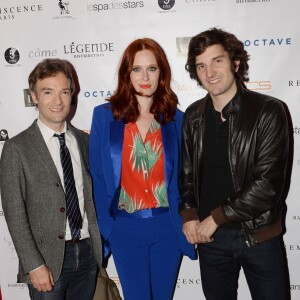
[115,207,169,218]
[65,238,85,244]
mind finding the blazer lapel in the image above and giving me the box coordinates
[110,120,125,188]
[26,121,61,183]
[162,121,175,190]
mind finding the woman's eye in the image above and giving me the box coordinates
[148,66,158,72]
[132,67,141,72]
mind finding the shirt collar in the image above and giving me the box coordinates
[37,119,67,143]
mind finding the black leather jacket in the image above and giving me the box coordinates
[180,85,289,246]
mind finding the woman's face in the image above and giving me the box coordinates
[130,49,160,98]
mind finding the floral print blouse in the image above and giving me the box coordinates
[118,119,169,213]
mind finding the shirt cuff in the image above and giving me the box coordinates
[211,206,230,226]
[29,264,45,273]
[180,208,199,223]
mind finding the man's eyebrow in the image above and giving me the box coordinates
[196,55,226,67]
[212,54,226,60]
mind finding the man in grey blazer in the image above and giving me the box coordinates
[0,58,102,300]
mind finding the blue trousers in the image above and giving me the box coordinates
[198,228,288,300]
[109,211,182,300]
[28,239,98,300]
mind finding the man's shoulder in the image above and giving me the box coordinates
[68,124,88,136]
[242,90,286,116]
[184,96,208,119]
[68,124,89,145]
[243,88,282,105]
[237,89,287,127]
[3,122,37,148]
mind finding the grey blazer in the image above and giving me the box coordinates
[0,120,102,283]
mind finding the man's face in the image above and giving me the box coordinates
[0,131,7,139]
[30,72,72,132]
[195,44,239,102]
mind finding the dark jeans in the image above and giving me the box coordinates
[28,239,98,300]
[198,228,287,300]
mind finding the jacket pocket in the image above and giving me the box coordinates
[34,229,44,244]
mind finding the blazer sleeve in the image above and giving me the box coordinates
[89,106,115,240]
[0,141,45,274]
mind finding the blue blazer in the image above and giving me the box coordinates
[89,103,196,260]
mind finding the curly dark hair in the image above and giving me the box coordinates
[185,27,250,87]
[109,38,178,124]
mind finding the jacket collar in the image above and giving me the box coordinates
[222,82,244,119]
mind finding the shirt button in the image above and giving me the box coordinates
[58,235,64,239]
[60,207,65,212]
[145,189,148,193]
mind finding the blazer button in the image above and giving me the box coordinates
[58,235,64,239]
[60,207,65,212]
[56,183,60,187]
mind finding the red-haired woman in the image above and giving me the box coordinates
[90,38,196,300]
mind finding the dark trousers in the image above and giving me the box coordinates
[109,211,182,300]
[198,228,287,300]
[28,238,98,300]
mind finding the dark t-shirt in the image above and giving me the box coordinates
[199,98,241,229]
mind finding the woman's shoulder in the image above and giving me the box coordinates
[93,102,113,118]
[174,108,184,121]
[94,102,111,111]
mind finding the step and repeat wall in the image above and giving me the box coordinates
[0,0,299,299]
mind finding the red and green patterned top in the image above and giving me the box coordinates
[118,119,169,213]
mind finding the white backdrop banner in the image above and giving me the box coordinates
[0,0,299,299]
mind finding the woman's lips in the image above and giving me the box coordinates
[139,84,151,89]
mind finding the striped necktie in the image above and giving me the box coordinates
[54,133,83,240]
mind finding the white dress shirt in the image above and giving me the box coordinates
[37,119,90,241]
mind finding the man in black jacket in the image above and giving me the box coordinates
[180,28,289,299]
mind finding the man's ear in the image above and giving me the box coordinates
[234,60,240,72]
[30,91,38,104]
